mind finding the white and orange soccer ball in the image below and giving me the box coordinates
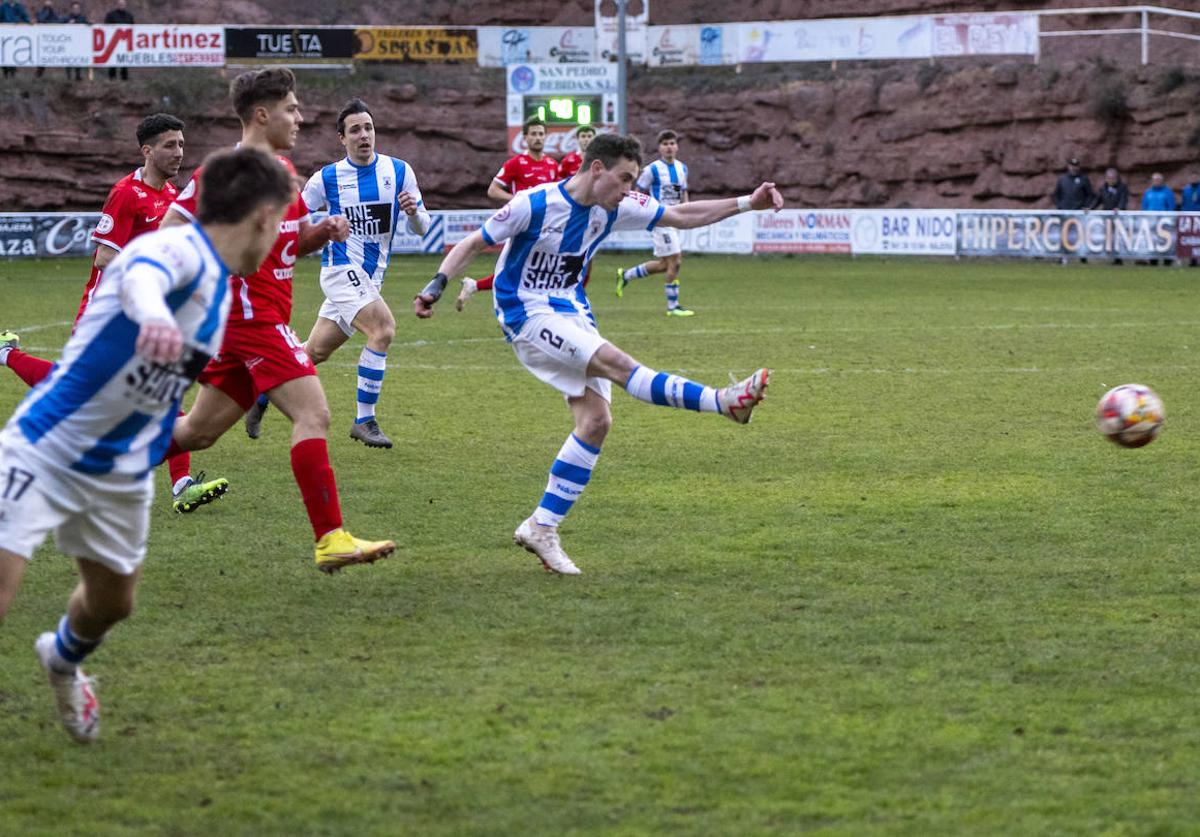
[1096,384,1165,448]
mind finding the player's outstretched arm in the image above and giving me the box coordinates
[413,229,489,319]
[659,182,784,230]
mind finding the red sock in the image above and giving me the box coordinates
[475,274,494,292]
[290,438,343,541]
[6,350,54,388]
[166,410,191,485]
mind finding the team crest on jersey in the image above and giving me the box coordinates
[382,176,392,190]
[95,213,115,234]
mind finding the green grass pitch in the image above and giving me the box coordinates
[1,253,1199,834]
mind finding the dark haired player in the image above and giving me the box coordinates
[243,98,430,450]
[0,113,228,514]
[161,69,395,572]
[414,133,782,574]
[0,147,295,743]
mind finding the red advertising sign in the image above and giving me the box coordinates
[1177,213,1200,261]
[92,25,224,67]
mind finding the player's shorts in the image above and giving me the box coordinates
[198,320,317,411]
[652,227,682,258]
[317,265,383,337]
[511,312,611,402]
[0,438,153,575]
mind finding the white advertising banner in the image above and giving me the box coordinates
[932,14,1038,57]
[645,24,738,68]
[753,210,852,254]
[476,27,595,67]
[91,25,225,67]
[595,0,648,63]
[737,16,932,64]
[0,25,91,67]
[851,210,957,255]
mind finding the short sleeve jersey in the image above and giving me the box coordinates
[494,154,560,195]
[481,181,664,339]
[4,224,232,477]
[169,155,307,325]
[637,159,688,207]
[301,153,424,284]
[91,168,179,253]
[558,152,583,179]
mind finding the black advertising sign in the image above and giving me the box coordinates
[225,27,356,64]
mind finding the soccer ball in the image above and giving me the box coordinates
[1095,384,1164,448]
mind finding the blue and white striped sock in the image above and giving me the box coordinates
[625,364,720,413]
[624,264,649,281]
[356,347,387,424]
[49,615,102,675]
[665,280,680,309]
[533,433,601,527]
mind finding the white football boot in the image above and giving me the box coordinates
[35,632,100,743]
[513,518,581,575]
[718,368,770,424]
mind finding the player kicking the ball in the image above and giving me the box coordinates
[243,98,432,449]
[414,133,780,574]
[0,148,294,742]
[162,69,395,573]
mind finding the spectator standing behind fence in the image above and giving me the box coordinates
[1181,176,1200,267]
[33,0,59,78]
[1053,156,1095,264]
[103,0,133,79]
[1141,173,1176,266]
[62,2,86,80]
[0,1,32,78]
[1092,167,1129,265]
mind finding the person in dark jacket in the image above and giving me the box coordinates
[1093,167,1129,211]
[1054,157,1095,210]
[0,1,32,77]
[1092,167,1129,265]
[1183,177,1200,267]
[62,2,86,80]
[1054,157,1095,264]
[103,0,133,79]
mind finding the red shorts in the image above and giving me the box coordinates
[198,321,317,411]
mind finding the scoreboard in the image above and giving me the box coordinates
[505,63,619,156]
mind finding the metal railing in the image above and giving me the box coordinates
[1036,5,1200,64]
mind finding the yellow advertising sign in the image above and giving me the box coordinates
[354,28,478,62]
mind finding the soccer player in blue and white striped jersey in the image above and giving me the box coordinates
[0,149,294,742]
[245,98,431,450]
[413,133,782,575]
[616,130,694,315]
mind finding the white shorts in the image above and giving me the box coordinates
[652,227,682,258]
[512,313,612,402]
[0,439,154,575]
[318,265,383,337]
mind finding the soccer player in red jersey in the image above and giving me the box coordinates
[455,117,560,310]
[0,113,229,515]
[557,124,595,179]
[159,68,395,573]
